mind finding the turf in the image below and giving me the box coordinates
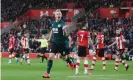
[1,58,133,80]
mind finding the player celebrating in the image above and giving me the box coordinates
[20,33,30,65]
[76,22,94,75]
[8,34,15,64]
[88,30,106,70]
[108,29,129,71]
[42,9,75,78]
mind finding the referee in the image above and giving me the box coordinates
[36,35,48,63]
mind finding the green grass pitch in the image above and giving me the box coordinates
[1,58,133,80]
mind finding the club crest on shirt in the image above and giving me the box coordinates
[58,24,61,27]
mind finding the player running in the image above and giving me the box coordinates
[88,29,106,70]
[76,22,94,75]
[35,35,48,63]
[8,34,15,64]
[20,33,30,65]
[42,9,75,78]
[108,29,129,71]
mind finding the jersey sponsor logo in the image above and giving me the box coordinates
[52,28,58,33]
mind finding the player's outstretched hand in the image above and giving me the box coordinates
[106,46,110,49]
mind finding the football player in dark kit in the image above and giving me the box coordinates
[42,9,75,78]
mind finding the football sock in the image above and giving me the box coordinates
[91,56,97,69]
[102,57,106,69]
[8,54,12,63]
[84,59,88,73]
[76,59,80,73]
[71,57,75,65]
[41,57,44,63]
[114,59,119,70]
[66,57,75,65]
[15,57,19,63]
[121,60,128,67]
[47,60,53,74]
[27,56,30,64]
[20,58,23,62]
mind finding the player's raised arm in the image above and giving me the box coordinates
[68,35,72,48]
[62,21,68,37]
[35,38,41,42]
[108,40,117,48]
[48,30,53,41]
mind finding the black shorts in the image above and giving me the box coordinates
[51,42,65,56]
[15,53,22,57]
[78,46,88,57]
[22,48,29,53]
[63,47,70,55]
[40,47,47,54]
[15,48,22,57]
[63,42,70,55]
[96,48,105,57]
[9,48,14,54]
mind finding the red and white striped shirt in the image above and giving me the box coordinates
[116,34,125,49]
[21,36,29,49]
[9,36,15,48]
[97,34,104,49]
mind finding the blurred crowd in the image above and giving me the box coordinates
[2,0,29,21]
[1,15,53,52]
[2,0,132,22]
[1,0,62,21]
[1,0,77,22]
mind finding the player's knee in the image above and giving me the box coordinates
[116,56,120,59]
[48,53,55,60]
